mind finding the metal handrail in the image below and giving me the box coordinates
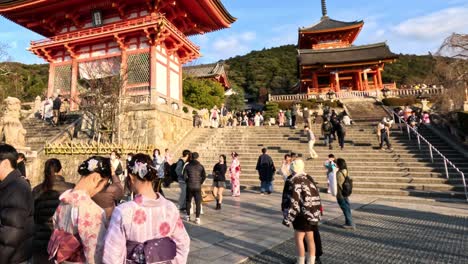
[384,106,468,201]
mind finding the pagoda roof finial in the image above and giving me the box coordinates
[321,0,328,19]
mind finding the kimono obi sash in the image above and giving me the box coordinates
[47,229,86,263]
[126,237,177,264]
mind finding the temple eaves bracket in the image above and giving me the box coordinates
[114,34,128,51]
[64,43,77,59]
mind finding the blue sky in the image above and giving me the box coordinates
[1,0,467,64]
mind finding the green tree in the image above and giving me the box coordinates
[183,78,225,109]
[225,85,245,112]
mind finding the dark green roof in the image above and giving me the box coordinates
[298,42,398,65]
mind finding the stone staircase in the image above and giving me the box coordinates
[345,99,388,122]
[22,114,81,151]
[180,121,467,200]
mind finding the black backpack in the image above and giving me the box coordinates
[341,171,353,197]
[169,160,181,183]
[322,122,333,133]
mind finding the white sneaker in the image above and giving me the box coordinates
[184,215,191,221]
[195,218,201,225]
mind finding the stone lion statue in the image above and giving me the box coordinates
[0,97,27,147]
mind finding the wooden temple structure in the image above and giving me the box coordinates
[183,61,231,91]
[298,0,398,94]
[0,0,236,108]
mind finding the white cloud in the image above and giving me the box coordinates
[376,29,385,37]
[209,31,257,59]
[240,32,256,41]
[392,7,468,40]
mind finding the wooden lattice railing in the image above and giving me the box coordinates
[45,142,154,156]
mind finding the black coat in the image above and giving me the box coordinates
[0,170,34,264]
[256,154,276,182]
[184,160,206,189]
[32,176,75,253]
[213,163,227,182]
[17,161,26,177]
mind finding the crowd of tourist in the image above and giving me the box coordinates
[0,135,357,264]
[34,94,70,127]
[0,101,362,264]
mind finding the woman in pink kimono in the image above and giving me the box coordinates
[48,156,112,264]
[103,153,190,264]
[278,110,285,127]
[229,152,241,197]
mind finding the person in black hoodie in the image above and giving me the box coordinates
[0,143,34,264]
[212,154,227,210]
[184,152,206,225]
[32,158,75,263]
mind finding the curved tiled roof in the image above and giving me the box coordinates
[300,17,363,33]
[298,42,398,65]
[183,62,226,78]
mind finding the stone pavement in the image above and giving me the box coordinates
[164,188,377,264]
[244,199,468,264]
[165,187,468,264]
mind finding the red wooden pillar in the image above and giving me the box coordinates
[150,44,158,104]
[357,71,363,91]
[166,51,171,100]
[70,60,78,110]
[372,71,378,90]
[329,74,334,91]
[376,68,383,89]
[179,63,183,103]
[312,72,319,90]
[335,72,341,92]
[353,72,359,91]
[120,50,128,95]
[47,64,55,97]
[363,71,369,91]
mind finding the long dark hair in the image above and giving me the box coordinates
[219,154,226,164]
[43,158,62,192]
[336,158,347,170]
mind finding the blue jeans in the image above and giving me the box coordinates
[337,197,353,226]
[260,180,273,193]
[324,134,333,146]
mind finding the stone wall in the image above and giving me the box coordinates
[118,103,194,147]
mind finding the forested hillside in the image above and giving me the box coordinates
[225,45,298,96]
[0,62,48,103]
[224,45,459,97]
[0,45,462,104]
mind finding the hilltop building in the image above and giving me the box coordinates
[183,61,235,95]
[297,0,398,94]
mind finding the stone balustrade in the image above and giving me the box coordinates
[269,87,445,102]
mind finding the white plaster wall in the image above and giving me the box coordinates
[170,71,180,100]
[156,62,167,95]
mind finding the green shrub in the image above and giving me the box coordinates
[301,100,316,109]
[277,101,294,110]
[182,106,189,113]
[458,112,468,134]
[264,102,279,120]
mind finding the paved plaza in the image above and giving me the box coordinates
[165,188,468,263]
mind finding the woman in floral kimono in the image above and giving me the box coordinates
[48,156,112,264]
[103,153,190,264]
[229,152,241,197]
